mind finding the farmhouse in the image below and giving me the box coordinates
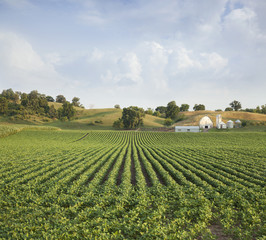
[175,126,200,132]
[199,116,213,129]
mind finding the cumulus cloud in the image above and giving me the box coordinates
[0,31,65,92]
[0,0,266,109]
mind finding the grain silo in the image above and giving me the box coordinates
[227,120,234,129]
[235,120,241,128]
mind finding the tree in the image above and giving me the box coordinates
[114,104,120,109]
[193,104,205,111]
[225,107,233,111]
[113,118,123,129]
[155,106,167,114]
[72,97,80,107]
[180,104,189,112]
[164,118,173,126]
[145,108,153,115]
[230,100,242,111]
[0,97,8,114]
[56,95,66,103]
[261,104,266,114]
[121,106,145,129]
[58,101,76,120]
[166,101,180,120]
[48,105,57,118]
[46,96,55,102]
[153,111,161,117]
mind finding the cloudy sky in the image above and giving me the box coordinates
[0,0,265,110]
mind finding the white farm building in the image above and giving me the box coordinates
[199,116,213,129]
[175,126,200,132]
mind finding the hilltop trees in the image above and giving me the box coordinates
[230,100,242,111]
[0,88,82,121]
[56,95,66,103]
[72,97,81,107]
[0,97,8,114]
[180,104,189,112]
[166,101,180,120]
[193,104,205,111]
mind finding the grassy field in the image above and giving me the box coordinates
[0,129,265,239]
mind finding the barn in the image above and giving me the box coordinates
[199,116,213,129]
[175,126,200,132]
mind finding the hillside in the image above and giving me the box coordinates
[44,107,164,130]
[175,110,266,127]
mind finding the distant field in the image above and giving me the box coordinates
[0,129,265,239]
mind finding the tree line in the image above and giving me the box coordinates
[113,100,266,129]
[0,88,83,121]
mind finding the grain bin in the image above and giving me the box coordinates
[227,120,234,129]
[235,120,241,128]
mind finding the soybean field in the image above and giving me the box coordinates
[0,130,265,239]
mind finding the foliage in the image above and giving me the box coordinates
[153,111,161,117]
[166,101,180,120]
[114,104,121,109]
[180,103,189,112]
[113,118,123,129]
[58,101,76,121]
[56,94,66,103]
[193,104,205,111]
[225,107,233,111]
[46,96,55,102]
[121,106,145,129]
[164,118,173,126]
[0,96,8,114]
[155,106,167,114]
[72,97,81,107]
[145,108,153,115]
[0,88,83,121]
[230,100,242,111]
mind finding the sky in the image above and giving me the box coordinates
[0,0,265,110]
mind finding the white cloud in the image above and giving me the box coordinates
[0,31,65,92]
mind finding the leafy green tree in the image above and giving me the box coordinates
[122,106,145,129]
[145,108,153,115]
[180,104,189,112]
[164,118,173,126]
[166,101,180,120]
[72,97,80,107]
[193,104,205,111]
[113,118,123,129]
[59,101,76,120]
[48,105,57,118]
[21,93,29,107]
[153,111,161,117]
[114,104,120,109]
[155,106,167,114]
[225,107,233,111]
[261,104,266,114]
[230,100,242,111]
[56,95,66,103]
[0,97,8,114]
[46,96,55,102]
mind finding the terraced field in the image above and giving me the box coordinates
[0,130,265,239]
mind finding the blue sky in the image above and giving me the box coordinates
[0,0,265,110]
